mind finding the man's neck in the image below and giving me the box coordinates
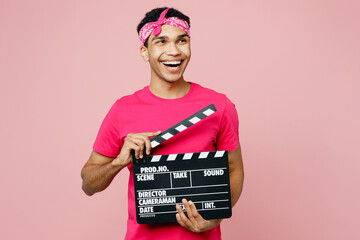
[149,78,191,99]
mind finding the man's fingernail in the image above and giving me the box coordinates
[176,213,180,218]
[189,201,193,205]
[182,199,187,204]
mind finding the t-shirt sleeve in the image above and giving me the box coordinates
[92,100,122,158]
[216,98,240,152]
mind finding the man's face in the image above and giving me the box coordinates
[141,25,191,83]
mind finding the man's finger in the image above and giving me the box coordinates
[141,131,161,155]
[188,200,203,222]
[176,212,187,229]
[182,199,196,223]
[128,142,141,159]
[144,138,152,156]
[142,130,162,137]
[176,203,195,232]
[130,136,146,158]
[132,134,151,156]
[183,199,201,231]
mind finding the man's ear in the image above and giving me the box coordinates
[140,46,149,62]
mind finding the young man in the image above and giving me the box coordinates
[81,7,244,240]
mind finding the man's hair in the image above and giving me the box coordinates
[137,7,191,48]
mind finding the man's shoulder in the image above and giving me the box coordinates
[192,83,237,117]
[114,86,148,105]
[193,82,230,102]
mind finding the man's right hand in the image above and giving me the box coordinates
[81,130,162,196]
[111,131,162,168]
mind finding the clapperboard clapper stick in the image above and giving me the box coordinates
[131,104,232,224]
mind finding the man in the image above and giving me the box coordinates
[81,7,244,240]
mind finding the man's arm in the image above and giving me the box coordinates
[81,151,122,196]
[81,131,161,196]
[228,144,245,207]
[176,144,244,232]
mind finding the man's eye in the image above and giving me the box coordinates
[179,39,187,43]
[157,40,165,44]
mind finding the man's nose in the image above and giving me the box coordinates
[166,42,181,56]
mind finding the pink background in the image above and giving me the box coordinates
[1,0,359,239]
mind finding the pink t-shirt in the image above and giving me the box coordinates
[93,82,239,240]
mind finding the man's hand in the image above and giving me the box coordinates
[176,198,222,232]
[81,130,161,196]
[111,131,161,168]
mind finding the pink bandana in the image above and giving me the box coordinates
[138,8,190,44]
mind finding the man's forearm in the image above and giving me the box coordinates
[229,168,244,207]
[81,162,123,196]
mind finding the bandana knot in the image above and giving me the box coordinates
[139,8,190,44]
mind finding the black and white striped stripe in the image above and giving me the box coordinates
[149,150,225,163]
[150,104,217,148]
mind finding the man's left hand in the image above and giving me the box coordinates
[176,198,222,232]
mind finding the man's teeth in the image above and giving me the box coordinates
[161,61,182,68]
[162,61,181,65]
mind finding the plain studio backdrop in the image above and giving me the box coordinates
[1,0,359,239]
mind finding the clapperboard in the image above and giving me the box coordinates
[132,104,232,224]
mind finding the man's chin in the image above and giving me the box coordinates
[151,70,185,84]
[159,79,180,84]
[158,74,184,83]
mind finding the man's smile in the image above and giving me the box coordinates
[160,60,184,72]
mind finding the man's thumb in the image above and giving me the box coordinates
[151,130,161,136]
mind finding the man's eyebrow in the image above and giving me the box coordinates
[152,34,190,42]
[152,36,168,42]
[178,34,189,38]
